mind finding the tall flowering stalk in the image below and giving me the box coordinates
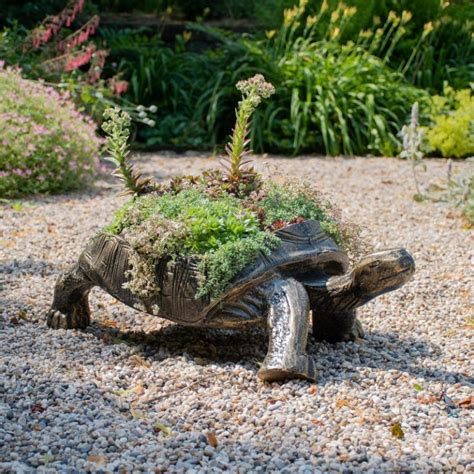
[87,49,109,83]
[58,15,100,52]
[64,45,96,72]
[101,108,153,196]
[27,0,106,79]
[223,74,275,182]
[31,0,86,49]
[400,102,425,198]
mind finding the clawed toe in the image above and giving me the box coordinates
[46,306,90,330]
[47,309,70,329]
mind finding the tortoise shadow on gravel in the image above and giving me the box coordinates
[0,258,59,277]
[308,330,473,388]
[87,323,473,387]
[90,322,268,367]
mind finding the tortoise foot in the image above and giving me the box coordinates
[258,354,316,382]
[314,317,365,343]
[312,310,363,343]
[46,306,90,330]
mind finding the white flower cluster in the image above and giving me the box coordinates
[136,104,157,127]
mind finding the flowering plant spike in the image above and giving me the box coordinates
[223,74,275,183]
[101,107,153,196]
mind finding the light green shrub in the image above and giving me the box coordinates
[0,68,102,198]
[425,87,474,158]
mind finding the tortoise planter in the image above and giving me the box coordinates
[47,219,415,382]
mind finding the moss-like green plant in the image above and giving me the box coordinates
[259,182,343,244]
[106,187,279,299]
[197,233,279,298]
[105,181,352,299]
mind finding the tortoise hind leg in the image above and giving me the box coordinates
[47,263,95,329]
[257,277,316,382]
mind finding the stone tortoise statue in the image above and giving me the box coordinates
[47,220,415,382]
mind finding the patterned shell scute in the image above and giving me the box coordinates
[202,220,350,319]
[229,220,349,289]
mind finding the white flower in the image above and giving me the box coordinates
[149,105,157,113]
[136,105,145,112]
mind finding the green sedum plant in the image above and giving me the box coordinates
[0,67,101,198]
[103,75,354,300]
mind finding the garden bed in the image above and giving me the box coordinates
[0,154,472,471]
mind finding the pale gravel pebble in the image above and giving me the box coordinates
[0,153,473,472]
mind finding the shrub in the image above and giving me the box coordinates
[0,67,102,198]
[108,2,427,156]
[425,87,474,158]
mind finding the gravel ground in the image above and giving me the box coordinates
[1,153,473,473]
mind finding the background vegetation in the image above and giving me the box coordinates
[0,0,472,200]
[0,68,101,198]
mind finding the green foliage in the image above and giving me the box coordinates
[197,233,279,298]
[107,4,427,156]
[0,68,101,198]
[106,188,279,299]
[260,182,343,244]
[425,87,474,158]
[251,1,428,156]
[101,107,153,194]
[106,188,265,250]
[105,177,350,299]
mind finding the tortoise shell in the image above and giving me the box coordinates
[79,220,349,326]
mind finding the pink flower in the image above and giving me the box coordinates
[64,46,95,72]
[109,79,129,96]
[31,0,86,49]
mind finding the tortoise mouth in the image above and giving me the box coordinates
[379,266,412,281]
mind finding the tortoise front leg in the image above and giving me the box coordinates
[47,263,95,329]
[257,277,316,382]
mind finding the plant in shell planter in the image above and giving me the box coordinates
[47,75,415,382]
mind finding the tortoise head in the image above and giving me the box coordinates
[354,248,415,301]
